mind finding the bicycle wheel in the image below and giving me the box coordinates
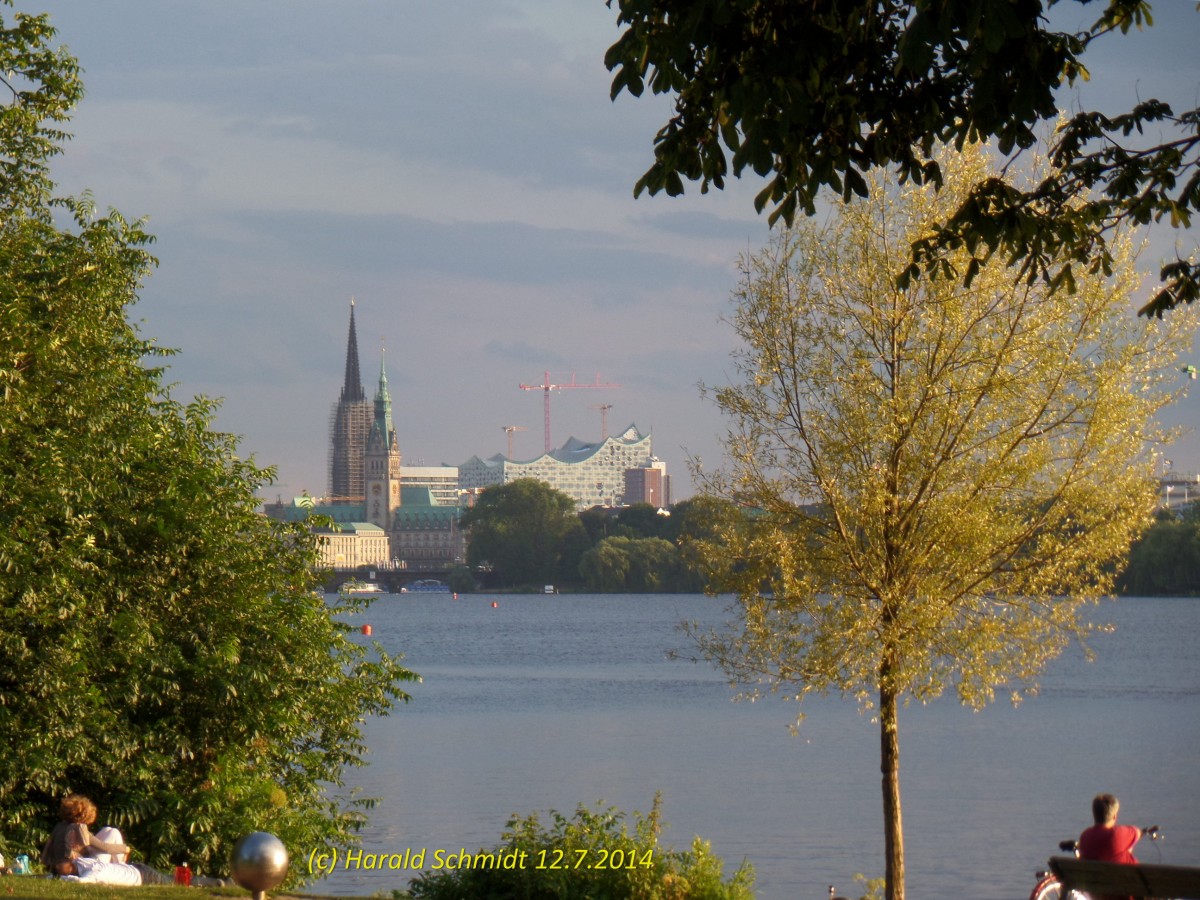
[1029,876,1062,900]
[1029,879,1089,900]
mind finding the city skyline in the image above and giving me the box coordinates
[40,2,1200,499]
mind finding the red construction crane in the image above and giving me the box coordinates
[519,372,621,453]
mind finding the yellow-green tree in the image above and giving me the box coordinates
[693,144,1192,900]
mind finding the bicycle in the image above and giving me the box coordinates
[1028,826,1162,900]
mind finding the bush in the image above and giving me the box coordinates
[405,795,754,900]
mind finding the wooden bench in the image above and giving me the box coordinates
[1050,856,1200,899]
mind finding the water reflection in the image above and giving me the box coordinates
[323,595,1199,900]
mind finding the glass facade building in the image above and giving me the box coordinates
[458,424,663,509]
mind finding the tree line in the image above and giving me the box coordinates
[459,478,1200,598]
[1119,506,1200,596]
[456,479,731,593]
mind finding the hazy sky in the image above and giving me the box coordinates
[39,1,1200,500]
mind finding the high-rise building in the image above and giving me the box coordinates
[328,299,372,501]
[624,460,671,508]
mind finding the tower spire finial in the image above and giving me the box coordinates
[340,298,364,402]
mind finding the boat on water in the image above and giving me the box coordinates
[346,582,384,595]
[400,579,450,593]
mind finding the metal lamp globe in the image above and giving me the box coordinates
[231,832,289,900]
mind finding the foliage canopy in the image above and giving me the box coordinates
[0,4,417,878]
[460,478,585,587]
[692,143,1192,899]
[605,0,1200,316]
[408,796,755,900]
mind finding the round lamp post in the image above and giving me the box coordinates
[231,832,289,900]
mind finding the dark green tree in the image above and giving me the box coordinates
[580,536,690,592]
[1119,512,1200,594]
[460,479,582,587]
[671,497,744,593]
[622,537,679,592]
[580,539,632,592]
[0,4,417,878]
[605,0,1199,316]
[578,505,616,545]
[614,503,674,540]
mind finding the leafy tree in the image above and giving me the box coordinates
[605,0,1199,315]
[580,536,681,592]
[408,796,754,900]
[557,517,594,586]
[461,479,581,587]
[623,537,679,592]
[580,538,632,592]
[690,144,1191,900]
[670,497,742,592]
[0,4,417,878]
[578,505,616,545]
[614,502,673,540]
[1119,512,1200,594]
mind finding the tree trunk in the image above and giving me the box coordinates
[880,680,905,900]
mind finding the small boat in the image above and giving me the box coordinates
[543,584,558,594]
[400,579,450,593]
[346,582,384,595]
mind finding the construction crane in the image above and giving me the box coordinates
[519,371,620,453]
[501,425,527,459]
[590,403,614,441]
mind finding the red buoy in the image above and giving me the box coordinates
[362,624,373,636]
[491,601,498,608]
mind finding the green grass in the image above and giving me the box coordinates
[0,879,346,900]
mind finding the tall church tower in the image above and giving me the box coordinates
[364,349,402,530]
[328,299,372,501]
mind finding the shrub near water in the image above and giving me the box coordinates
[404,796,754,900]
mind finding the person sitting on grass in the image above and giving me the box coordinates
[40,793,225,886]
[40,793,132,877]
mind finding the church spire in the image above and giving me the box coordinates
[340,297,365,402]
[328,298,372,500]
[375,347,394,436]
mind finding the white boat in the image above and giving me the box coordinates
[346,582,384,595]
[400,579,450,593]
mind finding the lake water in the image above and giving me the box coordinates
[316,594,1200,900]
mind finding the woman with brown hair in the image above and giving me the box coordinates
[39,794,131,877]
[40,794,227,886]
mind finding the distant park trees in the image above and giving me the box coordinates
[459,484,723,592]
[460,479,587,587]
[1119,507,1200,595]
[687,142,1192,900]
[0,4,416,878]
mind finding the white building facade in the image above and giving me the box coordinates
[459,425,663,509]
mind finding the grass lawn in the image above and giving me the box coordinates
[0,880,349,900]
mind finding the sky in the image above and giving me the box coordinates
[35,1,1200,501]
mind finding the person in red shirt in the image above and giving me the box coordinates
[1077,793,1146,900]
[1078,793,1144,864]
